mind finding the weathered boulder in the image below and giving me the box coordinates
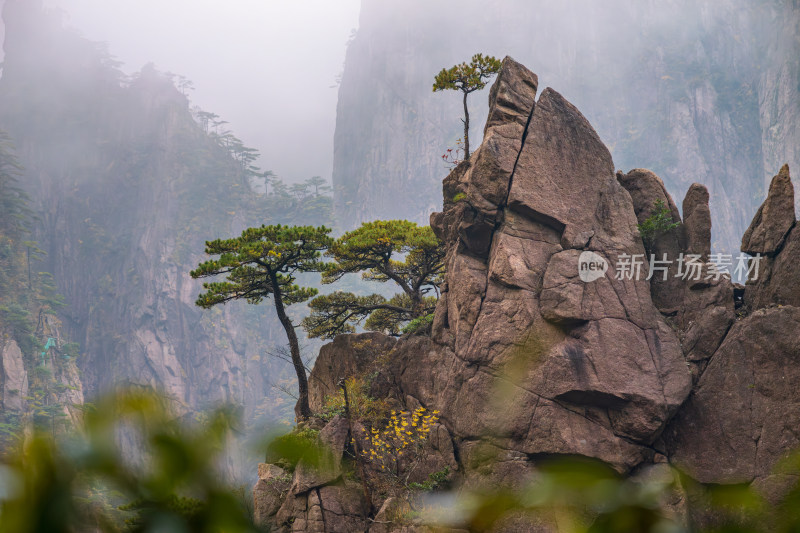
[307,332,397,413]
[431,57,539,261]
[533,318,689,441]
[421,66,692,474]
[431,162,470,248]
[274,480,367,533]
[617,168,734,377]
[682,183,712,259]
[749,224,800,310]
[741,164,795,255]
[675,183,734,375]
[290,452,342,496]
[659,165,800,519]
[680,303,733,363]
[665,306,800,484]
[616,168,684,314]
[484,56,538,132]
[293,488,326,533]
[617,168,682,228]
[465,56,537,208]
[742,165,800,312]
[253,463,291,528]
[507,88,640,251]
[489,213,561,293]
[319,415,350,461]
[316,484,368,532]
[370,497,412,533]
[539,249,634,324]
[0,338,28,412]
[437,252,488,354]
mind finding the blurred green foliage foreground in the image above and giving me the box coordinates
[4,389,800,532]
[0,390,262,533]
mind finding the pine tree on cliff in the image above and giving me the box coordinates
[190,225,332,420]
[433,53,502,159]
[302,220,445,339]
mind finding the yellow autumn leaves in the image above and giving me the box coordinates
[359,407,440,471]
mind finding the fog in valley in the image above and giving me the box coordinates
[2,0,361,181]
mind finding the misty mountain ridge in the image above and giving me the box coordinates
[0,0,798,530]
[333,0,799,257]
[0,0,335,463]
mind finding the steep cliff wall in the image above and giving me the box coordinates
[333,0,799,257]
[0,120,84,452]
[0,1,298,433]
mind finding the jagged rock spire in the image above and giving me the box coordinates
[741,164,795,255]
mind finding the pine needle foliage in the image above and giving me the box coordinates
[191,224,333,419]
[433,53,502,158]
[637,199,680,253]
[302,220,444,339]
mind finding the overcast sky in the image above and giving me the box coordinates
[33,0,361,182]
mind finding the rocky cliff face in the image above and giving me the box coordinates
[0,323,84,455]
[259,58,800,531]
[0,311,85,421]
[664,162,800,492]
[0,338,28,414]
[333,0,799,258]
[0,0,295,443]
